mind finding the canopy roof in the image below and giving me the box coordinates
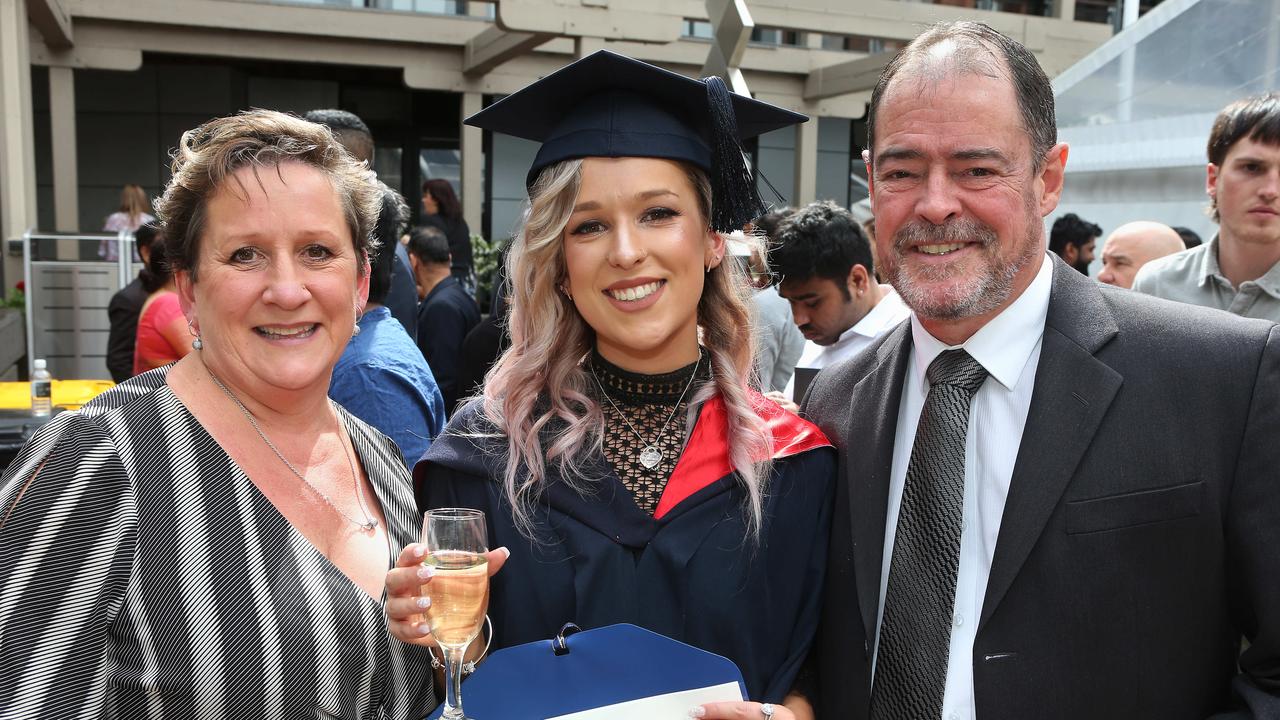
[1054,0,1280,173]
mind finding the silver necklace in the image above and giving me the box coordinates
[589,356,700,471]
[207,368,378,532]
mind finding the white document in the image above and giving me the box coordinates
[545,681,745,720]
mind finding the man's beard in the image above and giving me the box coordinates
[1071,255,1090,275]
[884,210,1041,321]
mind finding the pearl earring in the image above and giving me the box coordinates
[192,336,203,350]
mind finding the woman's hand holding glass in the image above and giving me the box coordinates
[385,544,508,649]
[387,510,507,720]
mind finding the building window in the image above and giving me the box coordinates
[1073,0,1166,26]
[682,19,714,40]
[820,33,905,54]
[750,26,807,46]
[265,0,473,14]
[368,0,468,13]
[911,0,1050,16]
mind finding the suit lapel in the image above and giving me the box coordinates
[979,259,1123,630]
[849,322,913,641]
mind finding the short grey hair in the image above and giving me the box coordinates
[866,21,1057,170]
[158,109,382,282]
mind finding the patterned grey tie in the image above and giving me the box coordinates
[870,349,989,720]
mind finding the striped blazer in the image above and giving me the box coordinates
[0,368,435,719]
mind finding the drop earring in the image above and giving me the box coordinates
[188,318,203,350]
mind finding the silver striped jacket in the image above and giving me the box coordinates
[0,368,435,719]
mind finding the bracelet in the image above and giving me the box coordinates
[426,615,493,676]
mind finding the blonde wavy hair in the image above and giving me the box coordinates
[479,159,774,540]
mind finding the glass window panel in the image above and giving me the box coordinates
[375,146,403,195]
[683,19,714,39]
[420,148,462,196]
[258,0,468,13]
[1057,0,1280,130]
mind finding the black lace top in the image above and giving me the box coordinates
[587,349,713,514]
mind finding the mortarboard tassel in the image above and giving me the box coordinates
[703,76,768,234]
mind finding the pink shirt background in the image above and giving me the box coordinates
[133,291,184,375]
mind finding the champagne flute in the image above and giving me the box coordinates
[422,508,489,720]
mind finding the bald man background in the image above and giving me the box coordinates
[1097,221,1186,288]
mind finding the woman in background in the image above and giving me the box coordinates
[420,178,474,292]
[132,231,190,375]
[101,183,156,261]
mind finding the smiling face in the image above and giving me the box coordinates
[561,157,722,373]
[1209,136,1280,249]
[178,161,369,398]
[868,68,1066,341]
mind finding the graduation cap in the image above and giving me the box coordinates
[464,50,806,233]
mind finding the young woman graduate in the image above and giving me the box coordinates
[385,51,836,720]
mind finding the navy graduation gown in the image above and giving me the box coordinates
[414,393,836,703]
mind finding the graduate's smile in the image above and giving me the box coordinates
[603,278,666,310]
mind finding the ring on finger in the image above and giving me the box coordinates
[760,703,775,719]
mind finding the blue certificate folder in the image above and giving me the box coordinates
[425,623,746,719]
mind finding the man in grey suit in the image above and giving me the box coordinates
[803,21,1280,720]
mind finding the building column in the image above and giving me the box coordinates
[0,0,38,244]
[793,112,818,206]
[575,37,606,58]
[49,66,79,239]
[1,0,38,292]
[1054,0,1076,21]
[460,91,484,238]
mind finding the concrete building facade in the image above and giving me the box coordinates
[2,0,1113,300]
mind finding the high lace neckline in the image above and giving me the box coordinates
[589,349,709,406]
[587,348,713,515]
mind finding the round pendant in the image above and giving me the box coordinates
[639,445,663,469]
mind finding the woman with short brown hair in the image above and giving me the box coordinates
[0,109,436,719]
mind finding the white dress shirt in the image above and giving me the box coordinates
[873,254,1053,720]
[787,289,910,398]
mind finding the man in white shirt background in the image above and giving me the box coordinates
[771,200,909,405]
[801,20,1280,720]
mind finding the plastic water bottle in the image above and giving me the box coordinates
[31,359,52,417]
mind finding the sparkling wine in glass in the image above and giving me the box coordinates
[422,508,489,720]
